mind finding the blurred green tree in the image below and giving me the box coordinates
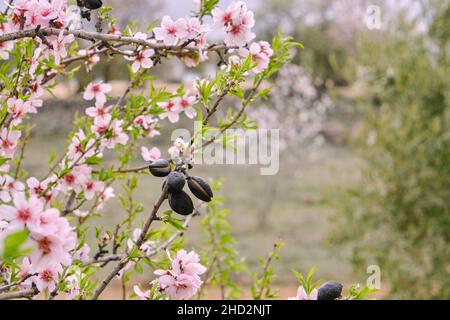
[330,0,450,299]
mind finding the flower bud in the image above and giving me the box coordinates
[166,172,186,193]
[317,281,343,300]
[168,191,194,216]
[148,159,171,177]
[187,176,213,202]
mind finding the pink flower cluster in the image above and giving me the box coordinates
[1,1,74,65]
[212,1,255,47]
[0,192,76,292]
[149,249,206,300]
[124,32,155,73]
[153,16,210,47]
[158,93,198,124]
[239,41,274,74]
[8,0,67,32]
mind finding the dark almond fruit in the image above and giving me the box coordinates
[148,159,171,177]
[166,172,186,193]
[317,281,343,300]
[187,176,213,202]
[168,191,194,216]
[84,0,103,10]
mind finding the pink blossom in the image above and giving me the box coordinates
[29,216,76,269]
[158,100,181,123]
[153,16,188,45]
[224,23,255,47]
[83,180,104,201]
[32,208,61,235]
[171,249,207,277]
[168,138,189,159]
[29,47,42,77]
[73,210,88,218]
[91,115,112,136]
[28,0,58,27]
[0,129,21,158]
[288,286,318,300]
[240,41,273,73]
[29,75,45,98]
[125,49,154,73]
[213,1,255,47]
[185,17,210,39]
[174,95,197,119]
[27,177,48,196]
[7,97,31,125]
[58,164,92,193]
[134,285,150,300]
[83,82,112,106]
[108,23,121,36]
[97,187,115,210]
[17,257,32,279]
[27,98,43,114]
[0,23,14,60]
[134,115,160,137]
[86,104,112,120]
[101,119,129,149]
[67,129,96,162]
[153,249,206,300]
[127,228,155,254]
[154,272,202,300]
[0,39,14,60]
[0,192,43,230]
[141,146,161,162]
[212,2,241,27]
[0,175,25,203]
[33,264,63,292]
[50,30,75,65]
[78,49,100,73]
[73,243,90,262]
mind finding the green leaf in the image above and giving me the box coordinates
[2,230,30,260]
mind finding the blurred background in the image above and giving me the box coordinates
[13,0,450,299]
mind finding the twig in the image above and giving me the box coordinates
[90,187,168,300]
[0,273,36,292]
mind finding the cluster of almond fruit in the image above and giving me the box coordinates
[148,159,213,216]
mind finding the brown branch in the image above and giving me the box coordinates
[0,27,236,53]
[90,187,168,300]
[83,212,195,266]
[0,273,37,292]
[92,165,148,175]
[201,78,264,149]
[0,288,38,300]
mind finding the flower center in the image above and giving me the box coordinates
[38,237,52,255]
[40,270,53,282]
[17,209,31,222]
[167,27,177,35]
[65,174,75,185]
[231,25,241,35]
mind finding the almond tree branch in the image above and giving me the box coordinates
[0,27,236,53]
[90,187,168,300]
[0,288,38,300]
